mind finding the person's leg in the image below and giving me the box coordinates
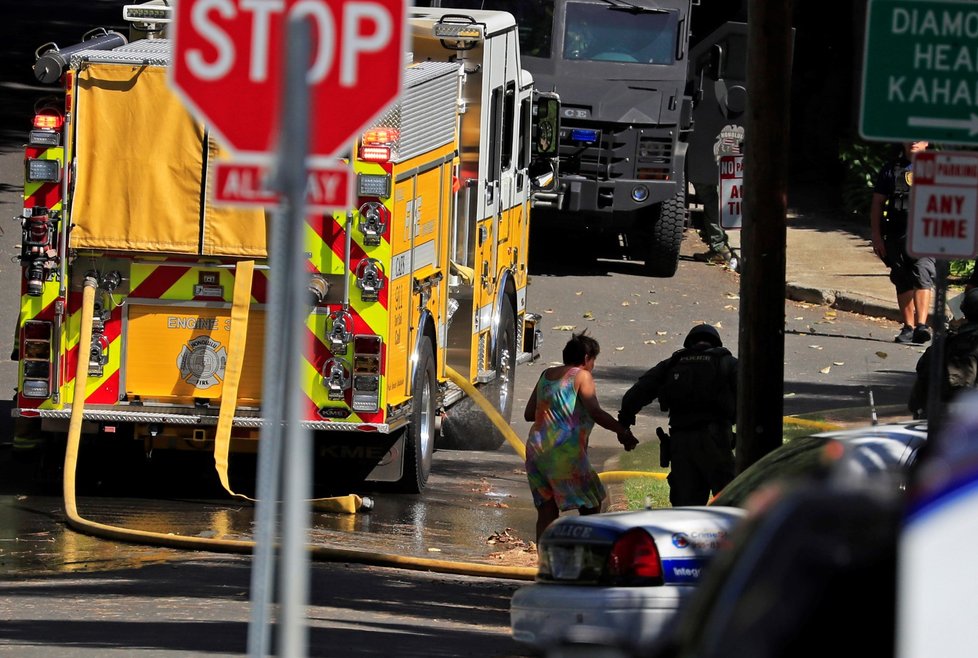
[535,498,559,544]
[898,289,915,327]
[695,185,732,259]
[913,288,931,326]
[668,430,710,506]
[911,257,936,343]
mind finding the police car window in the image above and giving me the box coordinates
[563,2,677,64]
[711,436,834,508]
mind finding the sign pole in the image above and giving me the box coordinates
[277,15,314,657]
[246,15,313,658]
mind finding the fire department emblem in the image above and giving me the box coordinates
[905,170,913,187]
[177,336,227,389]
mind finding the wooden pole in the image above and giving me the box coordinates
[737,0,794,472]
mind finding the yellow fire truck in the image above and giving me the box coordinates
[15,2,560,493]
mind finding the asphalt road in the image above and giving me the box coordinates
[0,8,926,653]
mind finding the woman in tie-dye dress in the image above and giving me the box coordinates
[524,332,639,543]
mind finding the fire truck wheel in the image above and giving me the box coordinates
[642,187,686,278]
[438,301,516,451]
[396,337,436,493]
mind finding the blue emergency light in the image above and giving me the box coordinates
[570,128,599,144]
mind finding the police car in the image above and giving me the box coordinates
[509,422,927,654]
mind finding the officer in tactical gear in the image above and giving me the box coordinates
[870,141,936,344]
[617,324,737,506]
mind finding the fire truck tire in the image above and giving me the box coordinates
[642,188,686,278]
[438,301,516,451]
[396,337,437,493]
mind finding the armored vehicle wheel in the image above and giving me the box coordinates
[642,187,686,277]
[438,301,517,451]
[395,337,436,493]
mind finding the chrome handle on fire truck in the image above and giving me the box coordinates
[328,309,354,353]
[357,202,388,246]
[323,358,351,401]
[413,272,443,312]
[355,258,385,302]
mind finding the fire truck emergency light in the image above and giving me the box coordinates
[27,159,61,183]
[433,22,485,40]
[357,173,391,198]
[123,4,173,23]
[360,145,391,162]
[33,113,63,131]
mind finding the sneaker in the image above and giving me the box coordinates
[895,325,914,344]
[912,324,932,344]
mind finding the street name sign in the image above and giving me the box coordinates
[171,0,406,163]
[719,154,743,229]
[908,151,978,258]
[861,0,978,145]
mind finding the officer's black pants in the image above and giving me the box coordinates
[667,423,735,507]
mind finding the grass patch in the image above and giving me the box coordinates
[618,418,842,510]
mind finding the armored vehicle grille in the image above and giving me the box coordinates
[558,123,673,182]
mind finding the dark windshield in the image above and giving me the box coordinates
[563,2,677,64]
[711,437,835,508]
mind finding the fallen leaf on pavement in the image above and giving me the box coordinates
[809,344,823,350]
[876,351,888,359]
[582,311,593,319]
[615,346,625,351]
[621,301,630,306]
[644,339,657,344]
[833,361,845,366]
[553,325,576,331]
[819,366,831,374]
[657,331,668,336]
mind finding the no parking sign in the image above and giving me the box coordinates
[719,154,743,229]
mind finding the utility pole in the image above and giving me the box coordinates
[736,0,794,473]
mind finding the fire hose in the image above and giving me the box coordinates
[63,276,679,579]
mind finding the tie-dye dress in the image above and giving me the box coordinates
[525,367,606,511]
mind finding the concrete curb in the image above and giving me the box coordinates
[785,282,901,323]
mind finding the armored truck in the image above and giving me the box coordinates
[425,0,748,277]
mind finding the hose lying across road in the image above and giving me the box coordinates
[62,278,838,580]
[63,278,541,579]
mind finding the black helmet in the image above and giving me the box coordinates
[962,289,978,322]
[684,323,722,348]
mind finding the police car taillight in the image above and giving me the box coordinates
[607,528,663,585]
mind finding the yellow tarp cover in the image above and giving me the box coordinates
[72,63,268,257]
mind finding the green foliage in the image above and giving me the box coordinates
[838,138,891,218]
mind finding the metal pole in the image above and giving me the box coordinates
[276,16,313,658]
[246,15,313,658]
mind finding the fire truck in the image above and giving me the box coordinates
[14,2,560,493]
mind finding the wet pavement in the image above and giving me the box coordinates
[0,446,539,578]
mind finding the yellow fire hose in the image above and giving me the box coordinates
[62,276,686,582]
[63,276,538,578]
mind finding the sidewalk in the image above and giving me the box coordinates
[724,186,904,323]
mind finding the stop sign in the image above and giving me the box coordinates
[171,0,406,161]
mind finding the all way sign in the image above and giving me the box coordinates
[908,151,978,259]
[213,162,351,211]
